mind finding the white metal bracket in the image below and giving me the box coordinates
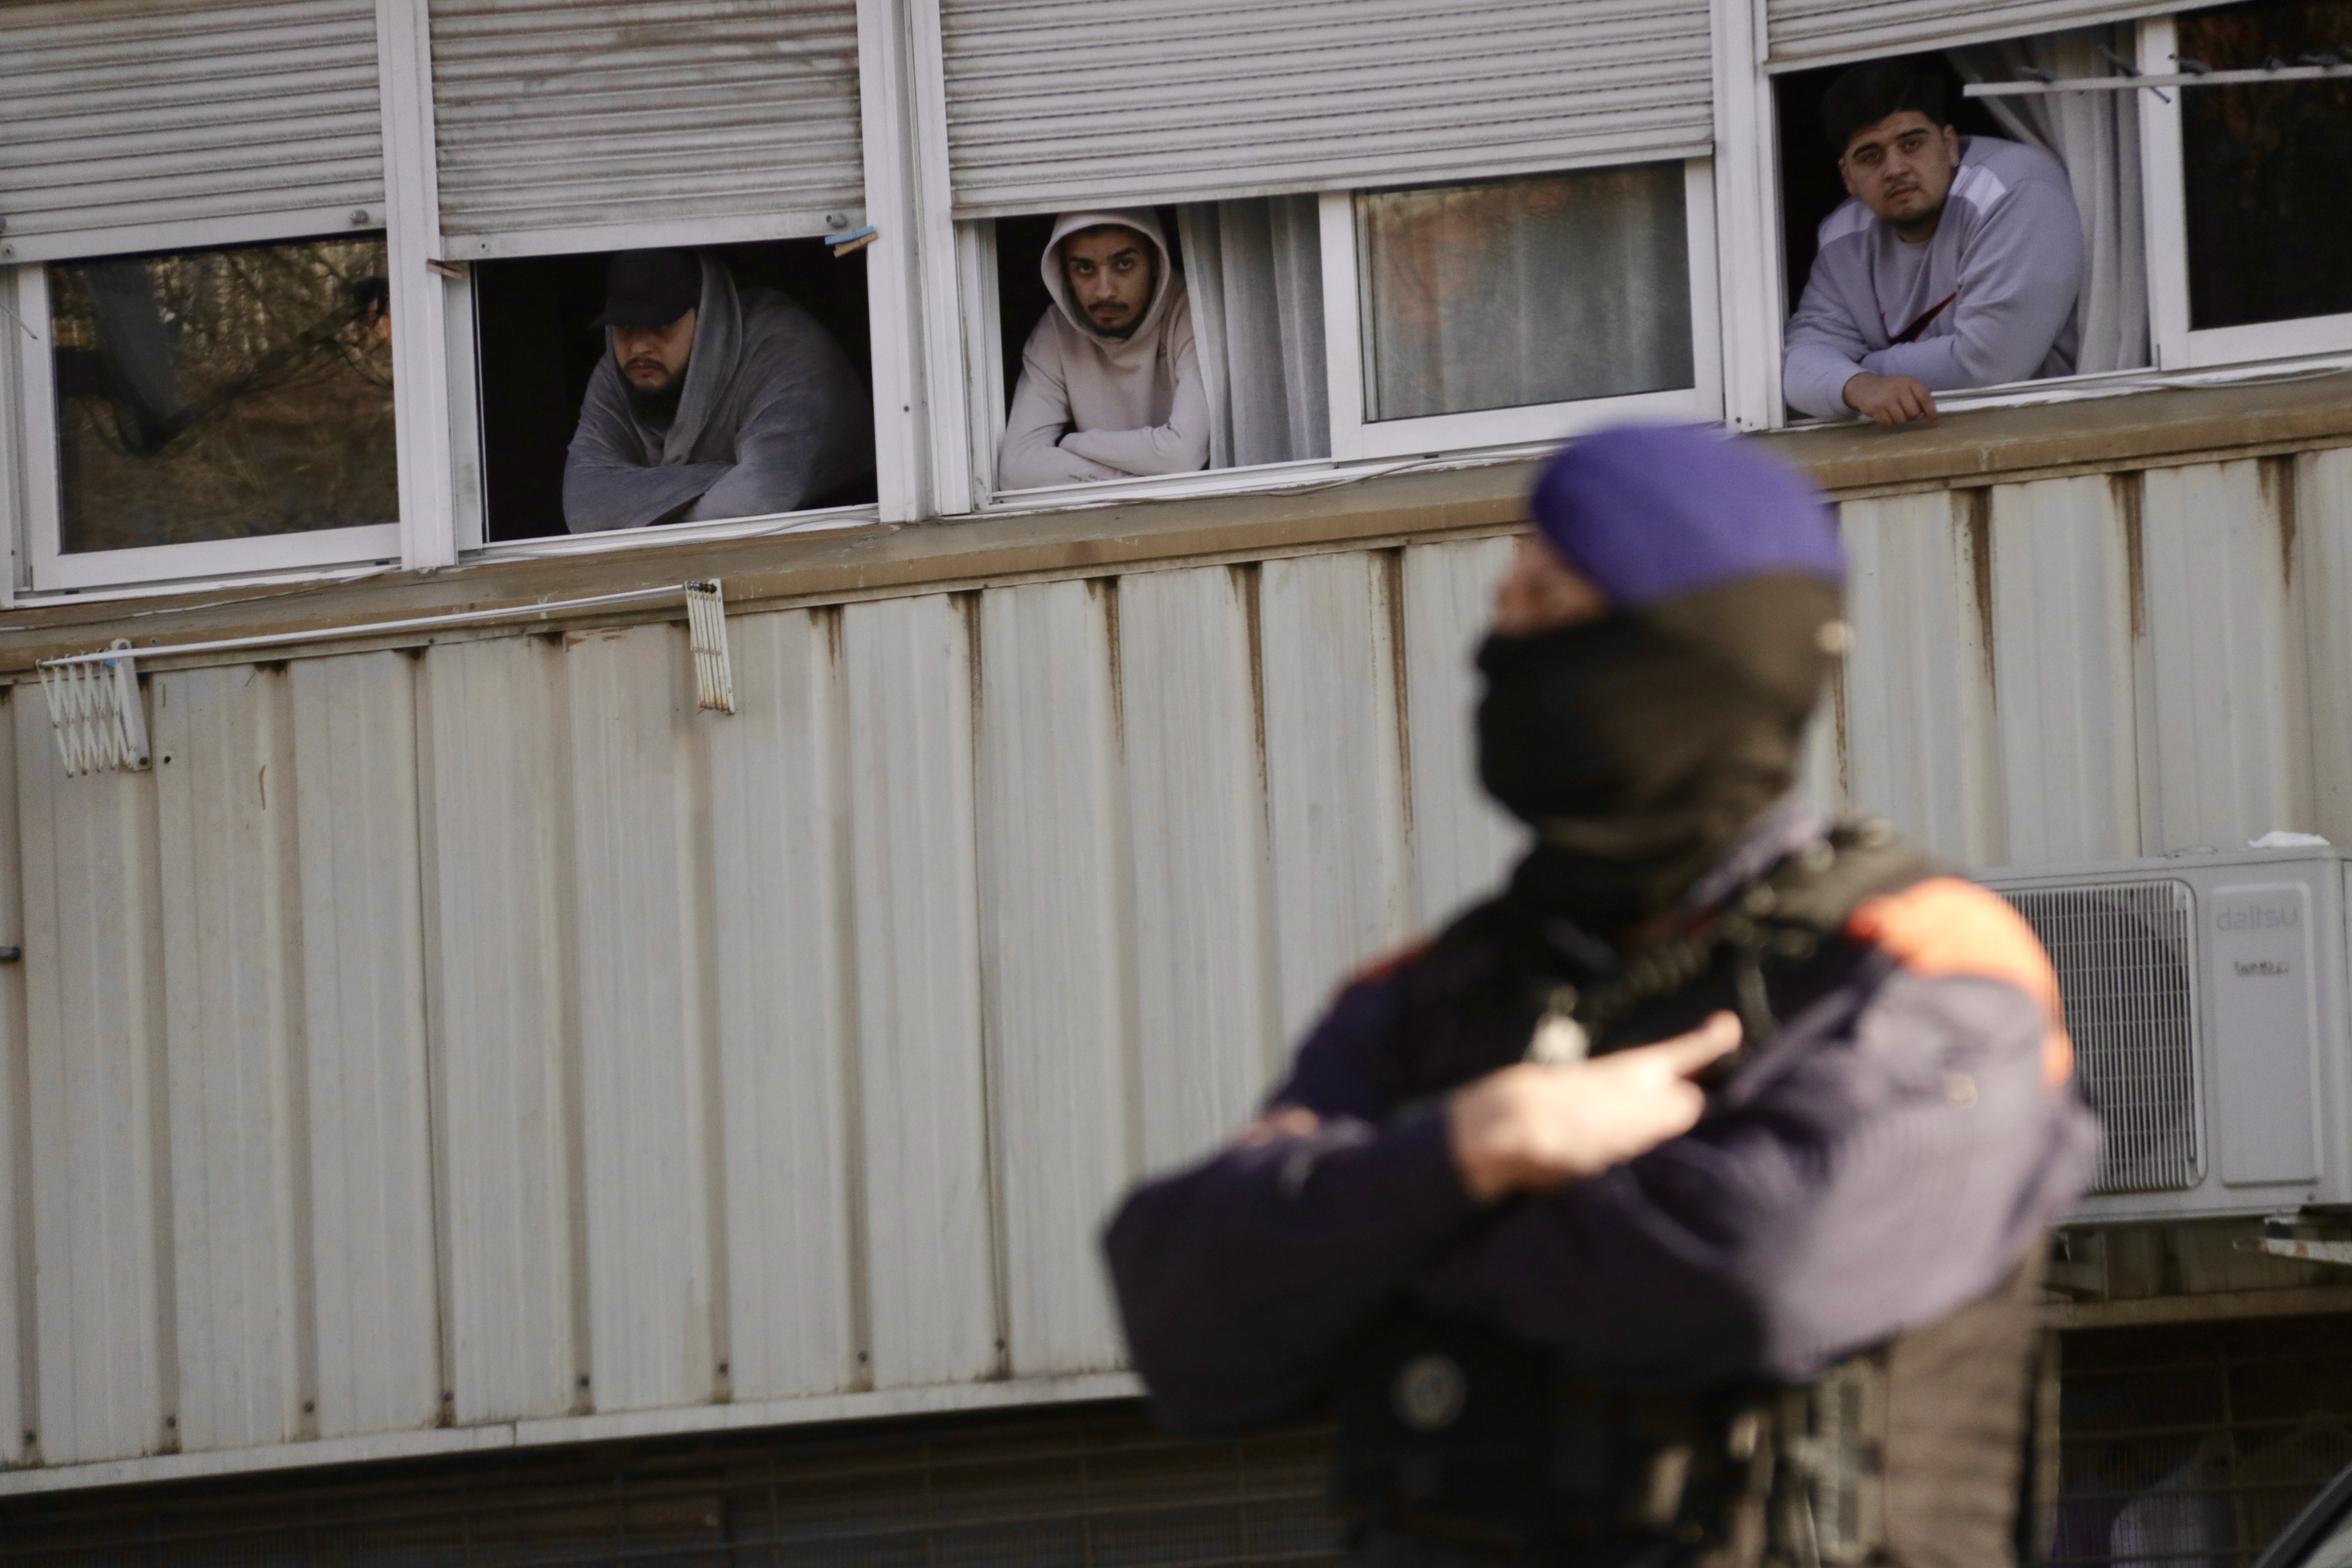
[685,579,735,714]
[38,637,149,775]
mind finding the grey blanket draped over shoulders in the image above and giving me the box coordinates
[563,251,873,533]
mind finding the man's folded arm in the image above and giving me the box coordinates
[1782,270,1877,419]
[563,372,730,532]
[1855,180,2085,391]
[1102,1107,1481,1437]
[1000,331,1125,488]
[1412,974,2098,1389]
[1057,315,1212,476]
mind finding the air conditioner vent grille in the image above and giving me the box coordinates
[2003,880,2200,1194]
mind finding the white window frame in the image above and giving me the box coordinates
[7,246,408,594]
[958,156,1722,505]
[1322,160,1724,461]
[2137,13,2352,370]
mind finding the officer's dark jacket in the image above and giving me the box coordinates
[1102,869,2101,1440]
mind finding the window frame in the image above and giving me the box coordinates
[2136,12,2352,371]
[1321,159,1724,462]
[7,245,409,595]
[958,155,1723,505]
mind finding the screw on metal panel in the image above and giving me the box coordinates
[442,1390,454,1401]
[22,1431,33,1445]
[164,1416,176,1428]
[824,213,849,230]
[350,209,372,225]
[717,1361,729,1374]
[303,1401,315,1414]
[857,1352,869,1363]
[577,1374,590,1387]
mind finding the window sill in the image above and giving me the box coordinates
[4,368,2352,674]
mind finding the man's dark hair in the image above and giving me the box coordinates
[1821,59,1951,154]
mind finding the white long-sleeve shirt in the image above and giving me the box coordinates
[1783,135,2085,420]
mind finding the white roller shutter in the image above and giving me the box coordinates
[1766,0,2192,68]
[429,0,866,259]
[0,0,387,265]
[941,0,1715,217]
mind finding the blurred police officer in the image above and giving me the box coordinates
[1104,423,2100,1567]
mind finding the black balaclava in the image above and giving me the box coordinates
[1479,424,1848,935]
[1478,574,1841,933]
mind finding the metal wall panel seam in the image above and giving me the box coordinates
[563,623,723,1414]
[1835,492,2007,866]
[1986,475,2143,864]
[152,667,315,1454]
[288,653,439,1437]
[2296,449,2352,847]
[841,594,997,1387]
[975,579,1132,1376]
[2135,461,2314,852]
[705,609,863,1401]
[0,0,388,258]
[13,691,174,1465]
[1258,552,1415,1051]
[416,638,582,1423]
[1399,539,1524,932]
[0,695,31,1465]
[1116,565,1283,1176]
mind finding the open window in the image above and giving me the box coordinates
[468,239,877,543]
[962,157,1719,501]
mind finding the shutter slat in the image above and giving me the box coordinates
[941,0,1714,215]
[1765,0,2193,68]
[0,0,387,260]
[429,0,865,245]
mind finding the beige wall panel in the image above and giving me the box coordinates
[152,667,307,1454]
[2137,461,2313,852]
[288,654,438,1439]
[1118,567,1281,1174]
[1837,492,2006,866]
[418,638,580,1424]
[1401,538,1524,931]
[1259,553,1413,1049]
[1987,475,2141,865]
[977,581,1131,1377]
[15,693,170,1465]
[565,624,724,1415]
[0,697,25,1467]
[842,595,996,1387]
[2296,448,2352,847]
[706,610,860,1401]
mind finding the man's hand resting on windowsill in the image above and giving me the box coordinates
[1843,371,1939,428]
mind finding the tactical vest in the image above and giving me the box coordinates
[1328,823,2045,1568]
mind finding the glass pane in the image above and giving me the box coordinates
[2179,0,2352,332]
[49,236,397,554]
[1357,164,1691,422]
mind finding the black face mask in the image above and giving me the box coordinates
[1475,574,1841,930]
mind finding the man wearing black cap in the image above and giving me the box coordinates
[1104,424,2098,1565]
[563,248,873,532]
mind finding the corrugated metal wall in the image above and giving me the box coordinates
[0,447,2347,1482]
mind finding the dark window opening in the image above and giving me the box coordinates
[49,234,397,554]
[471,239,873,544]
[2178,0,2352,332]
[1773,54,2010,319]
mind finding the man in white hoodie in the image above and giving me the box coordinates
[998,210,1210,489]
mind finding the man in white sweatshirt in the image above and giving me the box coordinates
[998,210,1210,489]
[1783,60,2085,428]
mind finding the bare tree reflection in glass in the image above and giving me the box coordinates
[50,235,397,554]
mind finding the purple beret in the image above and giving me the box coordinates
[1529,425,1844,609]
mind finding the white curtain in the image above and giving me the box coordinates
[1176,197,1329,468]
[1949,25,2149,374]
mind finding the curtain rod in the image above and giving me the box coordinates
[1967,60,2352,95]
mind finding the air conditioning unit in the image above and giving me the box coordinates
[1978,846,2352,1224]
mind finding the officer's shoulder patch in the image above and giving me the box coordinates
[1847,876,2074,1089]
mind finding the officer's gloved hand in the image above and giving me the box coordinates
[1445,1012,1739,1203]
